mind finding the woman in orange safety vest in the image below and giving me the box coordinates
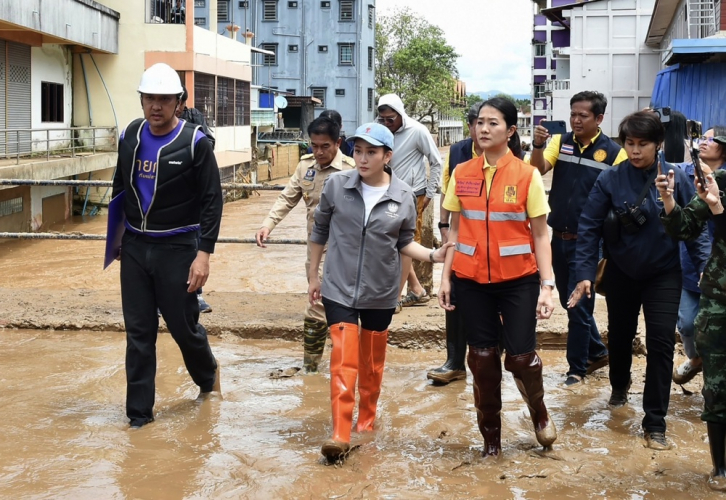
[438,97,557,457]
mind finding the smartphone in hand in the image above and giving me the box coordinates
[693,154,708,191]
[540,120,567,136]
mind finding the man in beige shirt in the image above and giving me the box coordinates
[255,114,355,373]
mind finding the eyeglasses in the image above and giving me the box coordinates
[698,136,715,144]
[376,116,396,125]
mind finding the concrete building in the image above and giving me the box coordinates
[531,0,659,137]
[647,0,726,129]
[191,0,376,135]
[0,0,256,233]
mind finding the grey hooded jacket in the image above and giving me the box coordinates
[377,94,442,199]
[310,169,417,309]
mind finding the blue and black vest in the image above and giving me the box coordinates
[448,138,474,175]
[115,119,203,234]
[547,131,621,232]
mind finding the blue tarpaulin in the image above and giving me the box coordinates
[651,62,726,130]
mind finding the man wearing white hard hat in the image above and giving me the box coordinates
[111,63,223,428]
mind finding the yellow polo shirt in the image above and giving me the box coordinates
[544,130,628,168]
[443,153,549,218]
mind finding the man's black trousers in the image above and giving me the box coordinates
[120,232,217,425]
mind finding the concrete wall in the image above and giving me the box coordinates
[215,126,252,157]
[29,185,70,230]
[73,0,187,133]
[0,0,119,53]
[30,45,74,153]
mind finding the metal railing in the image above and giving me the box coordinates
[147,0,186,24]
[0,127,117,165]
[544,79,570,94]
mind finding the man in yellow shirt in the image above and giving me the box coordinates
[530,91,627,387]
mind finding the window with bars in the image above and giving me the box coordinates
[41,82,64,123]
[311,87,326,107]
[261,43,278,65]
[368,5,374,28]
[263,0,277,20]
[194,17,206,25]
[367,46,373,70]
[338,43,354,65]
[235,79,251,126]
[367,88,373,111]
[217,77,235,127]
[0,197,23,217]
[195,0,205,6]
[195,72,216,126]
[217,0,229,22]
[340,0,354,21]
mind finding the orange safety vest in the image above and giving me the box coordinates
[452,151,539,284]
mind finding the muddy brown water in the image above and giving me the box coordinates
[0,330,716,499]
[0,182,715,498]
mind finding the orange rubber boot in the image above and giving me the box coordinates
[356,328,388,433]
[321,322,360,460]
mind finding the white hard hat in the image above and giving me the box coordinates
[138,63,183,95]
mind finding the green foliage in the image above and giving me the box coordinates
[375,8,460,130]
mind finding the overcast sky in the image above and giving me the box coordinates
[377,0,534,95]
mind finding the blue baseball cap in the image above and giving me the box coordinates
[348,122,395,150]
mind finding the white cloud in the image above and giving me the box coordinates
[377,0,533,94]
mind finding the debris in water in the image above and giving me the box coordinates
[268,367,301,379]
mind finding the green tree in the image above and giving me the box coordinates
[375,8,460,131]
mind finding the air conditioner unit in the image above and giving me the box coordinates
[239,1,249,8]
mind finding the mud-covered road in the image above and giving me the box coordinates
[0,181,713,499]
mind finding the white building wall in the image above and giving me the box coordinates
[551,0,658,137]
[215,126,253,153]
[30,44,73,153]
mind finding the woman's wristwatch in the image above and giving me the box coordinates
[541,279,556,289]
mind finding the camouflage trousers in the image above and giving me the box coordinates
[304,253,329,372]
[695,296,726,424]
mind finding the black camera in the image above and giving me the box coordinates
[653,107,671,124]
[616,202,647,234]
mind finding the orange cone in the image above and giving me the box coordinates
[356,328,388,433]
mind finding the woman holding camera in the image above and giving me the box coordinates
[569,111,708,450]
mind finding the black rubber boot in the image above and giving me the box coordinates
[427,308,467,384]
[708,422,726,491]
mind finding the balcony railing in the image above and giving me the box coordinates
[0,127,117,164]
[147,0,186,24]
[544,79,570,94]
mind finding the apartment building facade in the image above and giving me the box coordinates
[531,0,659,137]
[191,0,376,135]
[0,0,254,233]
[647,0,726,129]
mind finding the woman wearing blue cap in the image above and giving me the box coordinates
[308,122,453,461]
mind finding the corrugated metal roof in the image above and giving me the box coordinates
[650,62,726,130]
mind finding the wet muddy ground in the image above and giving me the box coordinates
[0,330,714,499]
[0,177,714,498]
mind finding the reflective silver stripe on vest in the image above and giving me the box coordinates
[499,244,532,257]
[461,209,487,221]
[456,242,476,256]
[488,211,527,222]
[557,154,610,171]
